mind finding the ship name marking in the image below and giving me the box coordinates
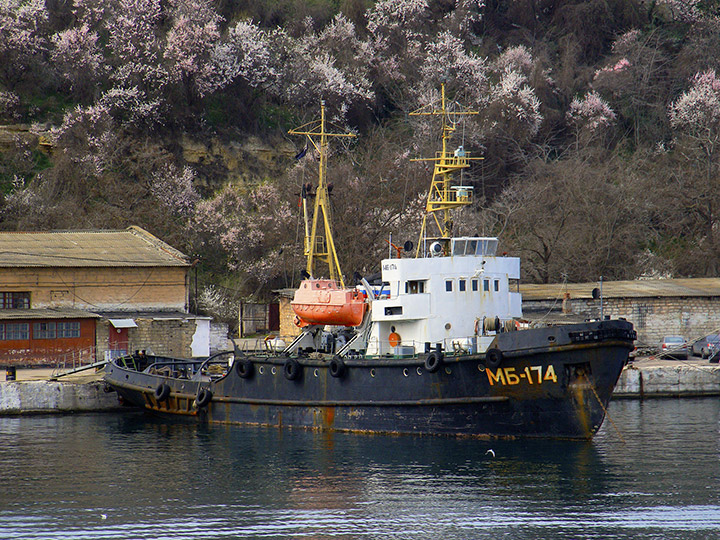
[487,365,558,386]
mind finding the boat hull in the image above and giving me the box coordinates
[104,319,635,439]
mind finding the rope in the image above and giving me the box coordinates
[589,380,626,444]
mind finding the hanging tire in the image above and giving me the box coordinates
[330,356,346,378]
[196,387,213,408]
[284,359,301,380]
[235,358,254,379]
[154,383,171,402]
[485,348,503,369]
[424,352,443,373]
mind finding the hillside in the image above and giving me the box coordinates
[2,0,720,327]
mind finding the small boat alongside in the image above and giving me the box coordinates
[105,87,636,439]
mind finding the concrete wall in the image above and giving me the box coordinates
[0,266,189,312]
[524,296,720,347]
[615,363,720,398]
[0,381,123,414]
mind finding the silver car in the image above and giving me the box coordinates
[659,335,688,360]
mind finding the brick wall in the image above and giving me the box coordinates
[98,316,203,359]
[1,266,188,312]
[278,296,301,340]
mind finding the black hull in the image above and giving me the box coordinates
[105,319,635,439]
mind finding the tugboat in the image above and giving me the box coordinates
[104,87,636,439]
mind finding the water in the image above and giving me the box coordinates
[1,398,719,539]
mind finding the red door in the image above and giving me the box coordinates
[109,327,129,354]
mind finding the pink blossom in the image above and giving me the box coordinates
[150,164,199,217]
[567,91,617,133]
[669,70,720,133]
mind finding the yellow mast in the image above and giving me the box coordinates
[289,101,356,287]
[410,83,482,255]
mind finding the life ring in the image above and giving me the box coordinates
[389,332,401,347]
[424,351,443,373]
[154,383,171,402]
[284,358,301,380]
[196,387,213,408]
[330,356,346,378]
[485,348,503,369]
[235,357,254,379]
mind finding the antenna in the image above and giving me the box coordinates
[289,102,356,287]
[409,83,483,256]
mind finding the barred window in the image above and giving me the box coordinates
[5,323,29,340]
[33,322,56,339]
[57,321,81,338]
[0,292,30,309]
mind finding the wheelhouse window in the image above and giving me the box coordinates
[33,322,56,339]
[459,279,466,292]
[494,280,500,292]
[472,279,478,291]
[483,279,490,292]
[445,280,453,292]
[4,323,29,340]
[405,280,426,294]
[0,292,30,309]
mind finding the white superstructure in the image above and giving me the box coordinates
[366,236,522,356]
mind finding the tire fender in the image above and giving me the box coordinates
[284,358,301,381]
[330,356,346,378]
[424,351,443,373]
[485,348,503,369]
[196,387,213,408]
[154,383,171,402]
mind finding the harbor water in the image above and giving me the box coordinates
[1,398,719,539]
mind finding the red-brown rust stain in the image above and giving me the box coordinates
[323,406,335,428]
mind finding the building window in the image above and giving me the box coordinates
[5,323,29,340]
[494,280,500,292]
[445,280,453,292]
[459,279,466,292]
[483,279,490,292]
[33,322,56,339]
[472,279,478,292]
[0,292,30,309]
[57,321,81,338]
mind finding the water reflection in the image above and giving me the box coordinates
[1,399,720,539]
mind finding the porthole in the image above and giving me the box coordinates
[271,366,277,375]
[258,366,264,375]
[416,367,423,376]
[445,367,452,375]
[477,364,485,372]
[370,369,376,378]
[403,368,409,377]
[314,369,319,377]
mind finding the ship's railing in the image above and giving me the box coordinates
[367,336,483,358]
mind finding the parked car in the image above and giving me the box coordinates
[659,335,689,359]
[691,334,720,359]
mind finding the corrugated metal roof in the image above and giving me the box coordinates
[520,278,720,300]
[0,308,100,320]
[0,226,190,267]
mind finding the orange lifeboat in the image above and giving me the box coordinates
[291,279,367,327]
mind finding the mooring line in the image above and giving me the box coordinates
[590,382,626,444]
